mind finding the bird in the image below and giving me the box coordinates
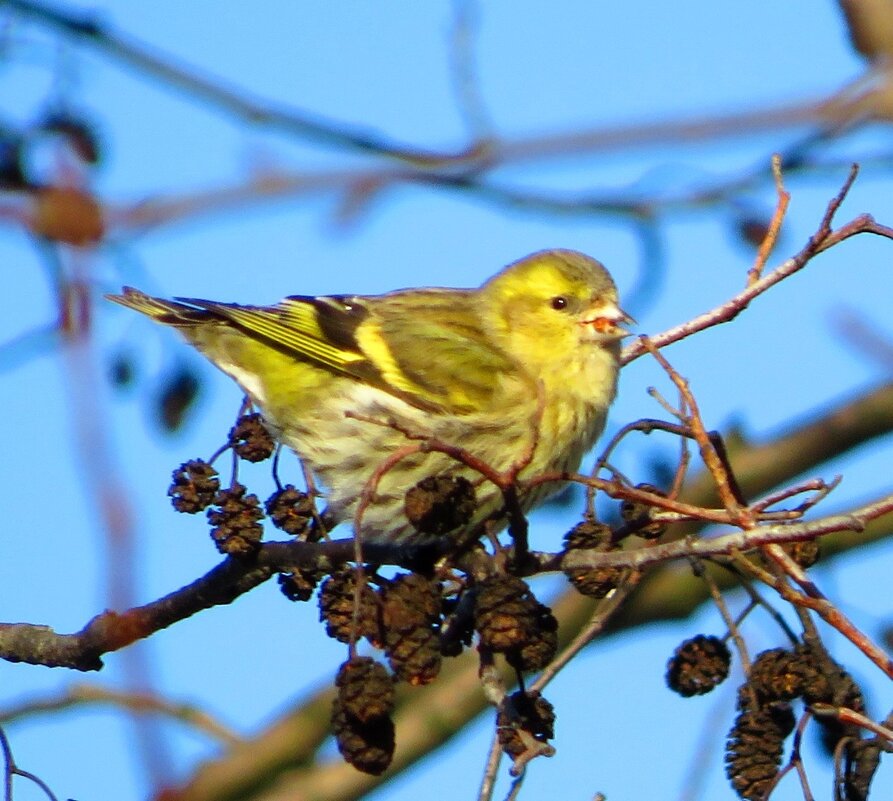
[108,249,630,544]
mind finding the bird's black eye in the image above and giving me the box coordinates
[550,296,568,310]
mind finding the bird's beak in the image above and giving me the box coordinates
[581,302,635,340]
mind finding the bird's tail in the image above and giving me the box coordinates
[106,287,211,327]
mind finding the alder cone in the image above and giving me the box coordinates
[277,569,320,602]
[561,520,624,598]
[474,575,557,671]
[404,475,476,536]
[385,625,441,685]
[331,697,395,775]
[229,413,276,463]
[318,569,380,644]
[335,657,395,722]
[725,703,795,800]
[381,573,442,684]
[496,691,555,759]
[474,575,539,652]
[206,484,264,557]
[666,634,731,697]
[168,460,219,514]
[509,603,558,672]
[266,485,315,537]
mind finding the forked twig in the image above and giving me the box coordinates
[622,167,893,366]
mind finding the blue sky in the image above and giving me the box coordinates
[2,2,893,800]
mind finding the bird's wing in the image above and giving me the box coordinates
[363,288,521,413]
[173,289,519,414]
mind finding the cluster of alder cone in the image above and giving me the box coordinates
[167,412,873,799]
[167,413,600,775]
[667,633,871,800]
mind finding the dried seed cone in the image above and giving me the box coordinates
[786,538,821,568]
[725,702,796,801]
[747,648,809,703]
[561,520,624,598]
[277,568,323,602]
[206,483,264,557]
[318,569,380,644]
[666,635,731,697]
[168,459,220,514]
[619,482,668,539]
[564,562,624,598]
[563,520,611,550]
[403,475,476,536]
[496,691,555,759]
[229,413,276,462]
[381,573,442,684]
[474,575,539,653]
[510,603,558,673]
[331,697,395,776]
[793,644,865,757]
[265,485,315,537]
[385,625,442,685]
[845,738,882,801]
[41,113,101,164]
[795,644,864,711]
[381,574,441,630]
[335,657,395,722]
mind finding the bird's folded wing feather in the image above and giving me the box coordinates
[172,289,521,414]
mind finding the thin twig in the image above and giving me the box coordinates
[503,773,526,801]
[530,575,640,693]
[750,477,841,514]
[746,153,790,285]
[641,338,747,520]
[586,417,692,513]
[0,684,241,746]
[0,725,60,801]
[733,575,800,646]
[546,492,893,573]
[622,174,893,366]
[669,421,693,499]
[750,562,893,680]
[477,731,504,801]
[693,559,751,671]
[1,0,850,171]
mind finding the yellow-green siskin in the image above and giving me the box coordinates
[108,249,629,543]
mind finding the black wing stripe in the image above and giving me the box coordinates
[305,295,369,353]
